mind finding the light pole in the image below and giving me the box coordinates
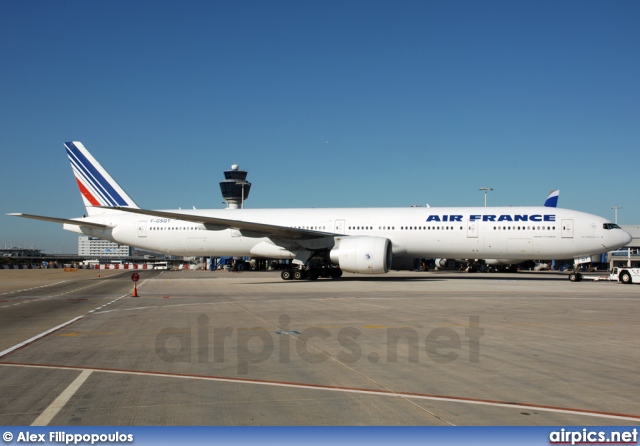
[479,187,493,207]
[611,206,622,224]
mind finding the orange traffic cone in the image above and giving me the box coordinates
[132,283,139,297]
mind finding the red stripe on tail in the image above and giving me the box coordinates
[75,178,101,206]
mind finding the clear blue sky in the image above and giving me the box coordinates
[1,0,639,253]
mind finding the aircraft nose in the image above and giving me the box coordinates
[621,229,633,246]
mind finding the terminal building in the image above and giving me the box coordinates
[78,236,131,257]
[1,247,43,257]
[609,225,640,269]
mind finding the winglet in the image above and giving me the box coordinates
[544,189,559,208]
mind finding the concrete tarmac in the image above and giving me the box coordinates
[0,269,638,426]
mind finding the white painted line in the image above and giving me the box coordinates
[0,280,109,308]
[0,293,129,359]
[0,316,84,358]
[2,363,638,423]
[0,281,67,296]
[31,369,93,426]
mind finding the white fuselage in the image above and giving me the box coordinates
[65,206,630,261]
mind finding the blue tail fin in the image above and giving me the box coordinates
[544,190,559,208]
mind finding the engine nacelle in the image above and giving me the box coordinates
[435,258,449,268]
[329,236,392,274]
[484,259,519,266]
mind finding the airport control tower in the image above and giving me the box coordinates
[219,164,251,209]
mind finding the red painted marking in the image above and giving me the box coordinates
[1,361,639,422]
[75,178,100,206]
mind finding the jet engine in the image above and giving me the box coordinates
[484,259,519,266]
[329,236,392,274]
[434,258,449,268]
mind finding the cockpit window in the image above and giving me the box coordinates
[603,223,621,230]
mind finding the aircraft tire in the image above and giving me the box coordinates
[305,269,319,280]
[620,271,632,284]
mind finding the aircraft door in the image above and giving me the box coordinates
[562,219,574,238]
[467,220,478,238]
[335,219,345,234]
[137,221,147,238]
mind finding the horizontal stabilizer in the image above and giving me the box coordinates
[7,213,112,229]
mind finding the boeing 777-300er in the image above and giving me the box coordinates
[8,142,632,280]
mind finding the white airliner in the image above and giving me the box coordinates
[8,142,632,280]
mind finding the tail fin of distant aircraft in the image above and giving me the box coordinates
[64,141,139,215]
[544,189,559,208]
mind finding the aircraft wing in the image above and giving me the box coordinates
[103,207,339,240]
[7,213,113,229]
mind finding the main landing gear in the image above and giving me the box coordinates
[280,267,343,281]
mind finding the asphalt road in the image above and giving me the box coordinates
[1,269,638,426]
